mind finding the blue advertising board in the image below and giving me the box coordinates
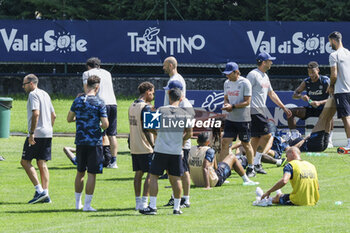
[0,20,348,64]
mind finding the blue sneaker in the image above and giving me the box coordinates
[41,195,52,203]
[28,191,48,204]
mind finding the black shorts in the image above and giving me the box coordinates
[150,152,183,177]
[223,120,251,142]
[22,137,52,161]
[334,93,350,118]
[300,131,329,152]
[279,194,294,205]
[251,114,270,137]
[215,162,232,187]
[131,153,152,172]
[182,149,190,172]
[76,145,103,174]
[303,107,323,120]
[103,105,117,136]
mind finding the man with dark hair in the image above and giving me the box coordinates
[288,61,332,145]
[21,74,56,204]
[83,57,118,168]
[67,75,109,211]
[189,132,258,189]
[247,52,292,175]
[328,31,350,154]
[128,81,155,210]
[140,88,192,215]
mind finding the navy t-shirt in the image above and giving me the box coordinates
[304,75,330,110]
[70,95,107,146]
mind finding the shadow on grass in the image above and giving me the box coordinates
[5,207,135,214]
[101,177,134,181]
[16,166,76,170]
[118,151,131,155]
[0,201,26,205]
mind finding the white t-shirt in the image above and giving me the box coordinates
[224,76,252,122]
[163,73,186,105]
[180,97,195,149]
[246,68,273,116]
[27,88,55,138]
[329,47,350,94]
[82,68,117,105]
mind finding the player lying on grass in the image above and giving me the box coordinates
[188,132,258,188]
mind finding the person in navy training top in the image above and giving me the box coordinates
[288,61,332,145]
[67,75,109,212]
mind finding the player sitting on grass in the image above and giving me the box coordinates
[188,132,258,188]
[253,146,319,206]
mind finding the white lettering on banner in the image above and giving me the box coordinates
[128,27,205,55]
[247,31,333,55]
[0,28,87,53]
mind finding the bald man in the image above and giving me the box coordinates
[254,147,319,206]
[163,56,186,105]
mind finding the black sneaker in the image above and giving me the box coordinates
[164,197,174,206]
[139,206,157,215]
[180,198,190,208]
[159,173,168,180]
[0,156,5,161]
[173,209,183,215]
[246,167,256,178]
[28,191,48,204]
[254,164,267,174]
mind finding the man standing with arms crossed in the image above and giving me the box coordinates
[67,75,109,211]
[328,31,350,154]
[220,62,256,178]
[83,57,118,168]
[129,81,155,210]
[21,74,56,204]
[247,52,292,174]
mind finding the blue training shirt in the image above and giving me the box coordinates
[70,95,107,146]
[304,75,330,110]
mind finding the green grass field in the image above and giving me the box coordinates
[0,136,350,232]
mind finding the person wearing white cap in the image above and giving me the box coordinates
[246,52,292,175]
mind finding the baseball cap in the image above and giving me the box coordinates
[222,62,239,74]
[256,52,276,62]
[163,80,183,90]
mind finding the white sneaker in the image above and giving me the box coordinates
[76,203,83,210]
[243,180,259,186]
[83,206,97,212]
[327,141,334,148]
[291,130,301,140]
[107,161,118,168]
[253,198,272,207]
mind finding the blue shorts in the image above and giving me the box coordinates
[279,194,294,205]
[76,145,103,174]
[22,137,52,161]
[132,153,152,172]
[215,162,232,187]
[299,131,329,152]
[182,149,190,172]
[150,152,184,177]
[334,93,350,118]
[223,120,251,142]
[103,105,117,136]
[251,114,270,137]
[303,107,323,120]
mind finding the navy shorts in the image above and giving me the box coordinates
[132,153,152,172]
[76,145,103,174]
[103,105,117,136]
[251,114,270,137]
[279,194,294,205]
[223,120,251,142]
[215,162,232,187]
[334,93,350,118]
[300,131,329,152]
[303,107,323,120]
[150,152,184,177]
[182,149,190,172]
[22,137,52,161]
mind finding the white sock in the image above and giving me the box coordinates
[43,189,49,195]
[84,194,93,209]
[276,159,282,166]
[241,174,250,182]
[34,184,43,193]
[254,152,262,165]
[183,195,190,204]
[142,196,148,207]
[75,192,82,209]
[329,131,334,141]
[149,196,157,209]
[276,189,282,195]
[174,198,181,211]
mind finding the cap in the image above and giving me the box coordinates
[256,52,276,62]
[222,62,239,74]
[163,80,183,90]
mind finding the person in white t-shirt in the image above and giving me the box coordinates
[21,74,56,204]
[328,31,350,153]
[163,56,186,105]
[247,52,292,175]
[82,57,118,168]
